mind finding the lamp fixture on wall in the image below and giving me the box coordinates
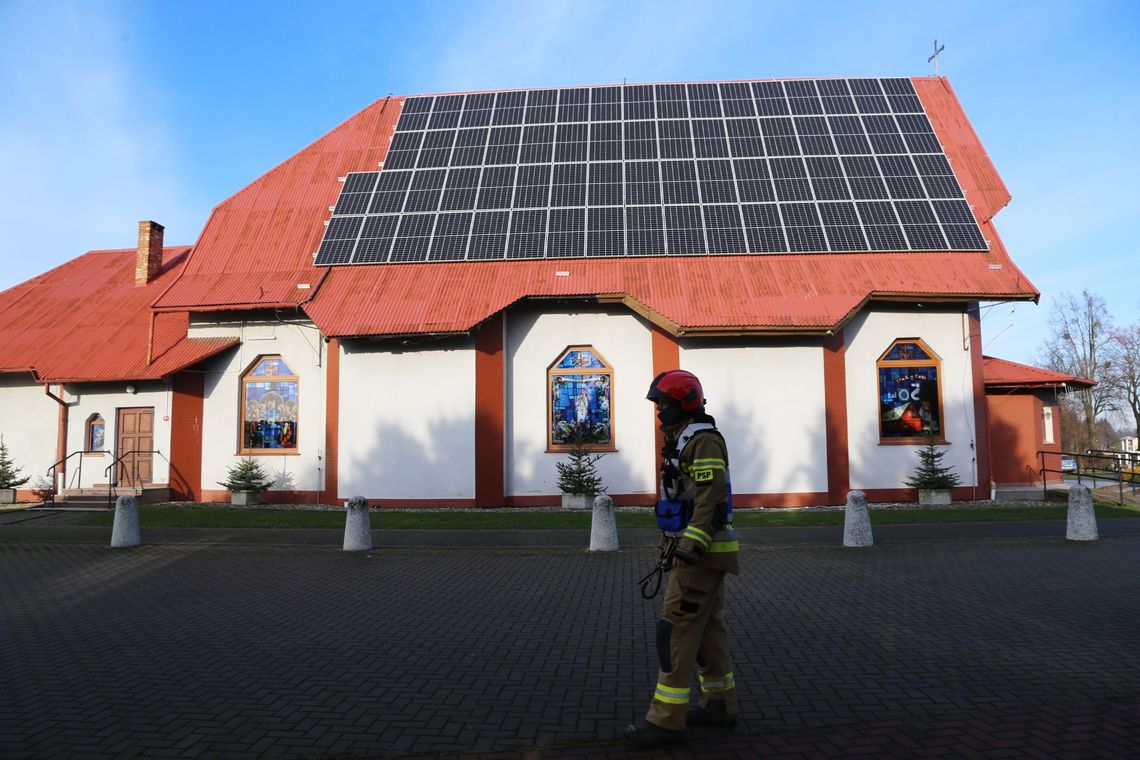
[125,385,137,394]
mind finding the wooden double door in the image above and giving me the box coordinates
[116,407,154,485]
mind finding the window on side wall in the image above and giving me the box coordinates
[877,338,944,443]
[86,414,105,452]
[240,355,299,454]
[547,346,614,451]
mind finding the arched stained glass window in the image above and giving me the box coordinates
[877,338,944,442]
[547,346,614,450]
[241,355,299,453]
[86,414,105,452]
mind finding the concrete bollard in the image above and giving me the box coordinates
[110,495,140,548]
[343,495,373,551]
[843,490,873,548]
[589,494,619,551]
[1066,485,1098,542]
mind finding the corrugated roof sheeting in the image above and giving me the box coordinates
[304,249,1038,338]
[154,97,399,310]
[915,77,1011,223]
[0,248,238,382]
[155,78,1038,336]
[983,356,1095,388]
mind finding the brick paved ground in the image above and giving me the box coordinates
[1,515,1138,759]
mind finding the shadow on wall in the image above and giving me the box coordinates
[344,412,478,502]
[511,430,641,502]
[988,409,1044,487]
[345,402,644,504]
[711,397,826,505]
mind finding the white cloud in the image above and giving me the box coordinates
[0,1,193,292]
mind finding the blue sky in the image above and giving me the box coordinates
[1,0,1136,364]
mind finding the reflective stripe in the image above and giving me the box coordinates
[654,683,691,705]
[683,525,712,547]
[699,672,736,693]
[708,540,739,553]
[709,526,739,553]
[691,457,726,469]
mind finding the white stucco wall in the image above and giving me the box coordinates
[190,317,325,495]
[844,307,979,490]
[338,338,476,500]
[505,304,656,497]
[0,374,60,490]
[680,340,829,496]
[61,381,172,488]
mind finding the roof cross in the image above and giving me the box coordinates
[928,39,946,76]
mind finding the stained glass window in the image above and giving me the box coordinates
[547,346,613,449]
[241,355,299,452]
[86,414,105,451]
[877,339,943,441]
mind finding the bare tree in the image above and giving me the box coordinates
[1038,290,1117,450]
[1105,322,1140,443]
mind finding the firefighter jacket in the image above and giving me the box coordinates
[661,421,740,575]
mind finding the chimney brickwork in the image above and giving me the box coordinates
[135,220,165,286]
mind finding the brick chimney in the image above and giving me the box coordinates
[135,220,165,286]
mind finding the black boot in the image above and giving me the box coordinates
[687,699,737,728]
[623,720,688,746]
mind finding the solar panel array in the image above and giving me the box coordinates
[314,78,988,266]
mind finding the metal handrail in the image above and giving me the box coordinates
[1038,449,1137,505]
[104,449,161,508]
[45,450,111,504]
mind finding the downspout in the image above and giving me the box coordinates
[43,383,68,490]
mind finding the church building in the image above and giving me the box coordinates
[0,76,1043,507]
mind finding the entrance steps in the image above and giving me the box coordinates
[47,487,171,509]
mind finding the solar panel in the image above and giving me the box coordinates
[315,78,988,266]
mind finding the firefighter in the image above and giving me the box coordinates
[624,369,741,746]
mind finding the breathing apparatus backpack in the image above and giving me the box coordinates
[654,422,716,535]
[639,423,719,599]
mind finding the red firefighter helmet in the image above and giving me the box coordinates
[646,370,705,412]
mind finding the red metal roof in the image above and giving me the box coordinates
[152,96,401,311]
[152,77,1039,337]
[983,356,1095,389]
[0,248,238,383]
[306,242,1036,337]
[914,78,1011,223]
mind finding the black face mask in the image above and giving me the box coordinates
[657,400,685,426]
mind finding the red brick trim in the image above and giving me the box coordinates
[733,492,832,508]
[200,489,325,504]
[371,498,477,508]
[650,326,680,483]
[822,332,850,505]
[324,338,341,505]
[475,314,505,506]
[505,493,656,507]
[967,304,992,492]
[11,489,54,504]
[190,489,892,508]
[860,486,988,503]
[169,372,204,501]
[500,491,833,508]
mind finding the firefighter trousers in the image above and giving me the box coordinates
[645,564,738,730]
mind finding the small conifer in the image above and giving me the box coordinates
[218,457,273,492]
[0,436,29,490]
[903,431,962,490]
[555,437,607,495]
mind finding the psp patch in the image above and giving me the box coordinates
[692,469,714,483]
